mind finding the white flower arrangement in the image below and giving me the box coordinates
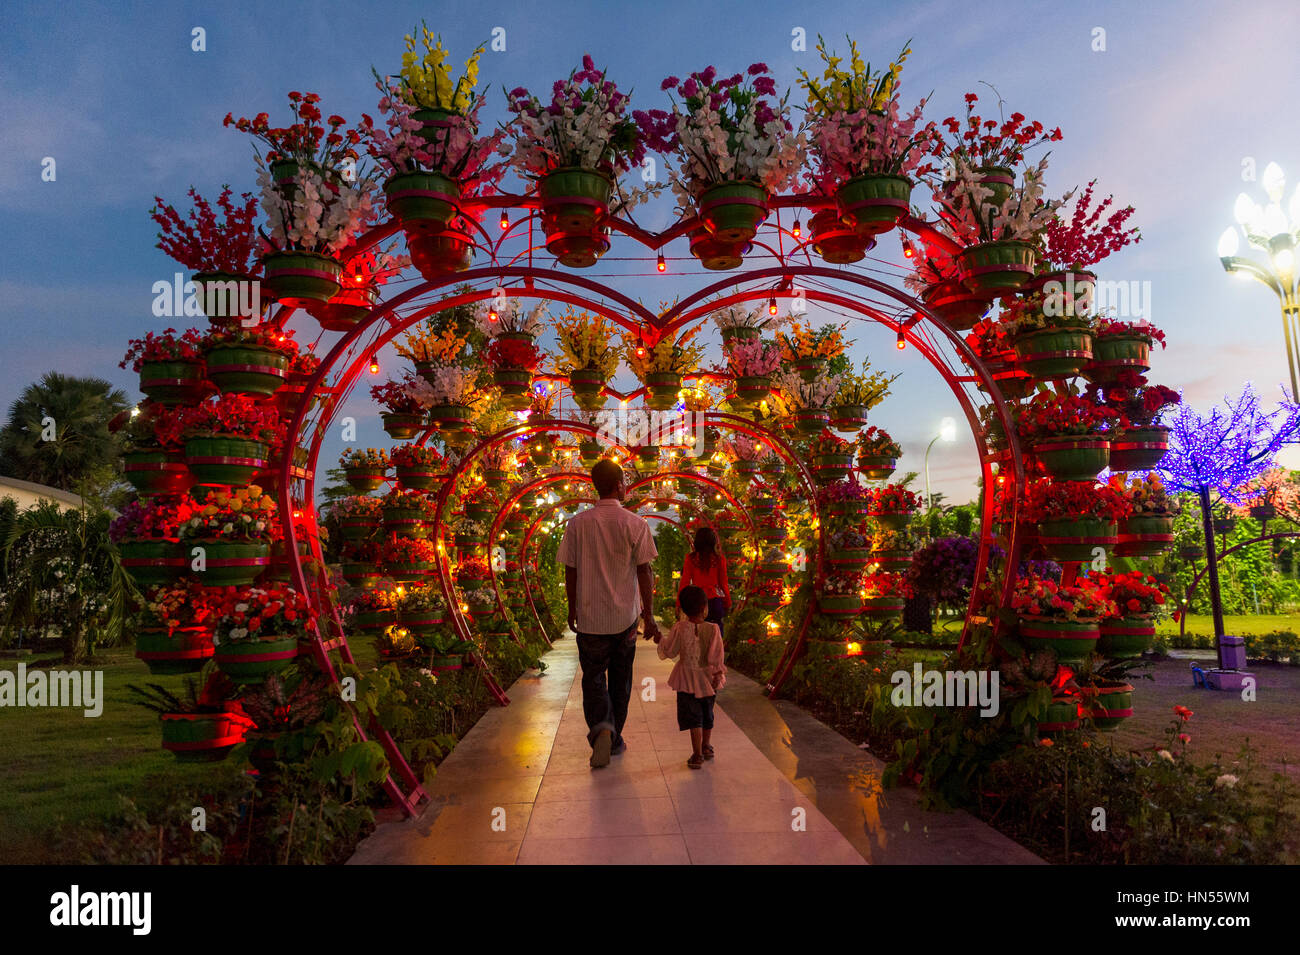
[710,302,789,332]
[938,155,1070,245]
[774,367,843,410]
[475,299,546,338]
[258,164,377,256]
[423,365,478,405]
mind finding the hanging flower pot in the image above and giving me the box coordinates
[812,454,854,484]
[857,456,897,481]
[635,444,660,468]
[829,404,869,433]
[340,516,379,541]
[869,548,912,572]
[760,457,783,481]
[381,412,426,441]
[408,229,474,277]
[1178,543,1204,561]
[1081,681,1134,731]
[757,560,788,577]
[809,207,872,264]
[1019,618,1099,662]
[540,166,612,232]
[1250,503,1276,521]
[975,357,1035,400]
[578,438,603,468]
[138,360,211,406]
[699,180,768,243]
[569,368,607,409]
[386,561,433,583]
[921,280,986,332]
[827,548,871,570]
[464,500,496,523]
[757,524,786,544]
[1213,516,1235,535]
[313,284,379,331]
[203,343,288,397]
[1035,517,1118,562]
[644,372,682,411]
[793,356,828,383]
[183,436,268,487]
[397,468,442,492]
[135,626,214,675]
[1115,514,1174,557]
[734,375,772,408]
[383,507,429,540]
[191,272,261,325]
[342,561,383,588]
[752,594,783,611]
[719,325,762,346]
[160,705,254,763]
[427,403,473,432]
[827,499,869,518]
[546,229,611,269]
[214,634,299,685]
[1012,326,1093,381]
[1108,426,1169,472]
[124,449,194,497]
[384,170,461,234]
[192,539,270,586]
[493,368,534,409]
[1033,436,1110,481]
[818,594,864,614]
[263,251,343,306]
[733,459,761,476]
[1038,697,1081,732]
[1085,335,1151,384]
[344,466,387,491]
[1098,617,1154,658]
[527,437,554,467]
[688,228,750,270]
[835,174,912,237]
[861,596,905,619]
[791,408,831,435]
[868,511,910,531]
[956,240,1037,295]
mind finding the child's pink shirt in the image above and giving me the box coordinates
[656,618,725,698]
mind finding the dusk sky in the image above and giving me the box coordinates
[3,0,1299,502]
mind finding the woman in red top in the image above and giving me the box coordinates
[679,527,732,638]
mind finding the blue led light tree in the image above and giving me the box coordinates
[1161,383,1300,663]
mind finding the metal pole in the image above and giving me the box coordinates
[924,433,941,511]
[1198,484,1228,667]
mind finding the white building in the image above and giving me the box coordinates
[0,476,83,511]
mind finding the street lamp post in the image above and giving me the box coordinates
[1218,161,1300,398]
[924,416,958,513]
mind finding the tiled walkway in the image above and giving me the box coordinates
[348,636,1041,865]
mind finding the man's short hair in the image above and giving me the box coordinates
[678,585,708,618]
[591,459,623,497]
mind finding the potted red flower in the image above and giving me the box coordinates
[1095,570,1168,658]
[485,337,544,410]
[180,394,284,487]
[865,484,920,529]
[135,581,220,674]
[110,497,196,587]
[856,427,902,480]
[819,570,865,614]
[121,328,211,405]
[211,583,316,684]
[1095,374,1179,471]
[860,570,909,618]
[390,444,444,491]
[348,587,396,635]
[200,325,298,397]
[177,486,278,587]
[1017,390,1120,481]
[151,186,263,324]
[381,487,437,539]
[382,537,438,581]
[1011,576,1114,661]
[808,429,855,484]
[1022,479,1131,562]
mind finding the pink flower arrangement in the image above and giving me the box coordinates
[1041,180,1141,271]
[718,339,782,378]
[151,186,263,274]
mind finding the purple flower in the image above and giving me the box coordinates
[753,77,777,97]
[748,63,769,76]
[509,87,529,99]
[661,76,679,91]
[682,77,699,98]
[699,66,716,85]
[582,53,595,72]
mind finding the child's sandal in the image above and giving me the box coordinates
[702,745,715,760]
[687,754,704,770]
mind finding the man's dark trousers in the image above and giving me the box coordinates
[576,624,637,748]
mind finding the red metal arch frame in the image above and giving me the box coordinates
[275,260,1027,817]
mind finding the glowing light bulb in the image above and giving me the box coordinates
[902,238,915,258]
[499,212,509,230]
[896,328,906,349]
[792,220,801,238]
[1217,226,1240,258]
[369,361,380,373]
[768,296,778,315]
[657,252,666,272]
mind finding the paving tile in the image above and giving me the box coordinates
[683,830,866,865]
[522,796,681,839]
[535,766,670,803]
[518,834,689,865]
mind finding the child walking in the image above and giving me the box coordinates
[656,585,726,769]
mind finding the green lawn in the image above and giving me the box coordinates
[1155,614,1300,636]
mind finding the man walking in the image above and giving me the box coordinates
[557,459,661,768]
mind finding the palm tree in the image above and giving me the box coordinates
[0,372,130,496]
[1,500,138,662]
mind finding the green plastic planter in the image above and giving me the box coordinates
[204,343,287,397]
[263,251,342,306]
[835,173,911,236]
[644,372,682,410]
[1012,326,1093,380]
[698,180,768,243]
[191,539,270,586]
[792,408,831,434]
[396,468,442,491]
[957,240,1037,294]
[384,170,460,233]
[1036,517,1117,562]
[214,635,299,685]
[734,375,772,407]
[383,508,429,539]
[830,404,869,433]
[719,326,761,345]
[138,360,210,405]
[861,596,905,618]
[1019,618,1100,662]
[342,562,383,588]
[569,368,607,410]
[135,626,213,675]
[818,594,864,614]
[350,609,395,634]
[793,356,828,383]
[1109,426,1169,472]
[827,548,871,569]
[493,368,533,409]
[344,467,388,491]
[1115,514,1174,557]
[119,539,187,586]
[1038,697,1081,732]
[160,708,252,763]
[1033,437,1110,481]
[869,511,910,531]
[1083,682,1134,731]
[1098,618,1154,658]
[857,455,897,481]
[183,436,268,486]
[382,412,426,440]
[124,449,193,497]
[539,167,612,233]
[1086,335,1151,383]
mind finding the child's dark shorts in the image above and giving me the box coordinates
[676,690,716,731]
